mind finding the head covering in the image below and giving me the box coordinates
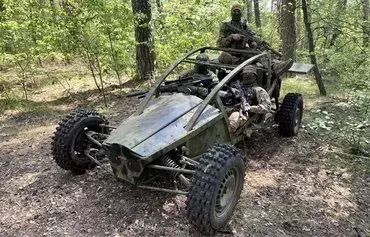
[242,65,258,87]
[231,4,243,22]
[218,52,237,65]
[196,53,210,62]
[231,4,243,12]
[195,53,210,74]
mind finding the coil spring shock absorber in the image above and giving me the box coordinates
[158,155,190,187]
[158,155,181,178]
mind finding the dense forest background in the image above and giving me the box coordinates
[0,0,369,154]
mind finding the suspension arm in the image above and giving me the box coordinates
[147,164,195,174]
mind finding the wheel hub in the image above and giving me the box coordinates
[216,169,237,215]
[293,107,301,134]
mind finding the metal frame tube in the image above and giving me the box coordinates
[267,79,278,96]
[136,185,188,195]
[134,46,269,116]
[181,155,200,166]
[99,124,117,129]
[83,149,112,173]
[85,132,103,148]
[147,164,195,174]
[178,174,191,187]
[135,47,208,115]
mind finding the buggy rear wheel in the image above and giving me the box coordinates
[186,144,245,235]
[51,108,109,174]
[278,93,303,136]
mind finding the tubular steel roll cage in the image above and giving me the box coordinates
[85,47,280,194]
[137,46,277,133]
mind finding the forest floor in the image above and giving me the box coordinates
[0,64,369,237]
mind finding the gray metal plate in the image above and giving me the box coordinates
[104,93,220,157]
[132,105,219,157]
[288,63,315,74]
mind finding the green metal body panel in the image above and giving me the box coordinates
[186,118,231,157]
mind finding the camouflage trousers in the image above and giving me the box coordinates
[229,86,271,133]
[249,86,271,114]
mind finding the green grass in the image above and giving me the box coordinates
[280,75,319,98]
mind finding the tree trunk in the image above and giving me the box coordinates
[243,0,253,24]
[296,5,305,49]
[131,0,156,81]
[302,0,327,96]
[280,0,297,61]
[275,0,282,39]
[328,0,347,47]
[156,0,162,9]
[60,0,74,16]
[254,0,261,30]
[0,0,4,13]
[0,1,4,23]
[361,0,370,47]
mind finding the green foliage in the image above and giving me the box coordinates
[0,0,136,84]
[154,0,235,69]
[305,97,369,156]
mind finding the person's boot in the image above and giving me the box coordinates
[273,58,294,77]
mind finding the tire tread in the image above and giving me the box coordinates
[51,108,108,174]
[186,144,244,235]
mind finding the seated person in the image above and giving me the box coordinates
[217,4,293,77]
[217,4,257,64]
[229,65,271,133]
[180,53,218,84]
[176,53,219,98]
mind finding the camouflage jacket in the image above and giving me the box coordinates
[217,20,256,49]
[249,86,271,114]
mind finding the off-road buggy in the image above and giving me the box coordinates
[51,46,311,235]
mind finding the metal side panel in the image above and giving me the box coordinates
[186,118,231,158]
[288,63,315,74]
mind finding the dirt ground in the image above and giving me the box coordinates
[0,78,369,236]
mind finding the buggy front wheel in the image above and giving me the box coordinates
[186,144,245,235]
[51,108,109,174]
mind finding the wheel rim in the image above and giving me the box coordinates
[293,106,301,134]
[215,167,239,218]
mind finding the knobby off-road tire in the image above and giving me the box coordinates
[278,93,303,136]
[186,144,245,235]
[51,108,109,174]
